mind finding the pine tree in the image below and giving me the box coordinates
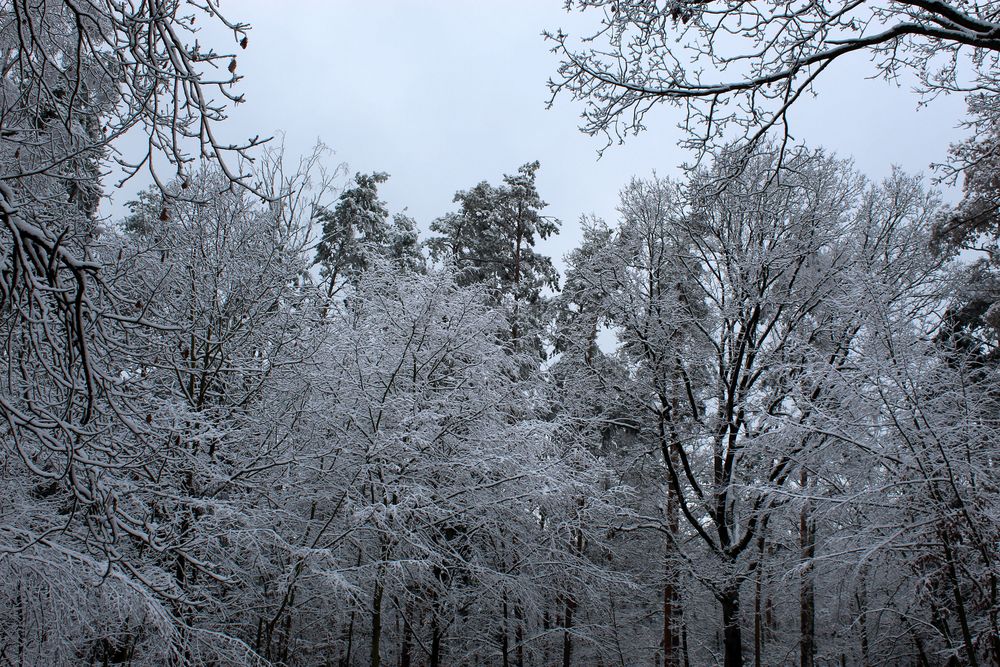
[315,171,391,297]
[427,161,559,356]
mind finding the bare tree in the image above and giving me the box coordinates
[558,145,946,666]
[1,0,262,188]
[0,0,263,462]
[0,140,330,663]
[546,0,1000,161]
[0,0,261,580]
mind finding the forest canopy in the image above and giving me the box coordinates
[0,2,997,667]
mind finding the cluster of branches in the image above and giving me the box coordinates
[2,1,999,666]
[0,39,628,659]
[0,0,262,589]
[544,6,1000,660]
[547,0,1000,166]
[6,134,994,666]
[553,145,999,666]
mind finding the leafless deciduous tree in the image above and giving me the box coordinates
[546,0,1000,160]
[0,0,262,443]
[0,0,259,581]
[1,0,261,187]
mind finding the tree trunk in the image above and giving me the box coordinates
[662,397,682,667]
[856,566,870,667]
[682,621,691,667]
[400,599,412,667]
[340,609,356,667]
[511,214,523,344]
[429,614,442,667]
[799,468,815,667]
[663,534,681,666]
[515,602,525,667]
[369,575,384,667]
[721,586,744,667]
[502,596,510,667]
[754,551,763,667]
[562,526,584,667]
[562,596,575,667]
[340,547,363,667]
[278,588,295,664]
[939,530,979,667]
[661,434,681,667]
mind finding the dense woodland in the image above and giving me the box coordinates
[1,1,999,666]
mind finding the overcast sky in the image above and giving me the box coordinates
[113,1,971,270]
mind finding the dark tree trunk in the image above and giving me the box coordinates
[562,596,575,667]
[663,430,681,667]
[721,586,744,667]
[340,548,363,667]
[799,468,815,667]
[682,622,691,667]
[515,602,525,667]
[369,576,383,667]
[940,532,979,667]
[754,555,763,667]
[502,597,510,667]
[340,609,356,667]
[429,615,442,667]
[399,600,412,667]
[856,567,870,667]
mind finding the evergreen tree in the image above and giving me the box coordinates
[315,171,391,296]
[427,161,560,356]
[932,108,1000,365]
[386,212,426,274]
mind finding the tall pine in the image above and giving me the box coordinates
[428,161,559,356]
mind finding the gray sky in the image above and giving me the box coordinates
[112,1,970,269]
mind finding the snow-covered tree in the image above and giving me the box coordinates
[253,263,615,666]
[552,146,953,667]
[547,0,1000,161]
[428,161,560,358]
[315,171,391,297]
